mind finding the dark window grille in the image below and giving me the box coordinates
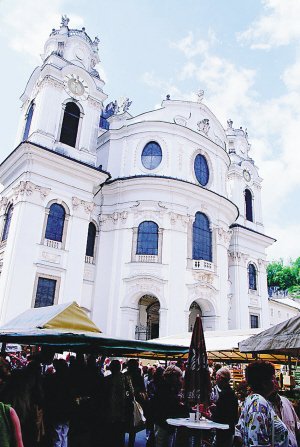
[86,222,96,257]
[23,102,34,141]
[35,277,56,308]
[136,221,158,255]
[245,189,253,221]
[194,154,209,186]
[45,204,65,242]
[141,142,162,170]
[250,314,259,328]
[59,102,80,147]
[1,204,13,242]
[248,263,257,290]
[193,212,212,261]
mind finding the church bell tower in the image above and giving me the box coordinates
[16,15,107,166]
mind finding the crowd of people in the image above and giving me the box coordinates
[0,352,299,447]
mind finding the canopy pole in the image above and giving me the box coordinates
[288,354,292,375]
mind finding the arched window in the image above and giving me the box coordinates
[141,141,162,170]
[248,263,257,290]
[194,154,209,186]
[23,102,34,141]
[1,204,13,242]
[245,189,253,222]
[45,204,65,242]
[86,222,97,257]
[59,102,80,147]
[193,212,212,261]
[136,221,158,255]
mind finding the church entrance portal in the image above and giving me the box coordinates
[135,295,160,340]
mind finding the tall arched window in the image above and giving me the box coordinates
[23,102,34,141]
[193,212,212,261]
[1,204,13,242]
[248,263,257,290]
[245,189,253,222]
[45,204,65,242]
[59,102,80,147]
[136,221,158,255]
[86,222,97,257]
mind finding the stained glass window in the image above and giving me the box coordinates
[136,221,158,255]
[1,204,13,242]
[245,189,253,222]
[248,263,257,290]
[45,204,65,242]
[86,222,96,257]
[34,277,56,308]
[23,102,34,141]
[59,102,80,147]
[194,154,209,186]
[193,212,212,261]
[141,142,162,170]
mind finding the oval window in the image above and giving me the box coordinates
[194,154,209,186]
[141,141,162,170]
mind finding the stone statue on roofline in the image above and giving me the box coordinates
[61,15,70,27]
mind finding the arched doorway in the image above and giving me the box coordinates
[135,295,160,340]
[188,301,202,332]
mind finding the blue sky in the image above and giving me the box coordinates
[0,0,299,261]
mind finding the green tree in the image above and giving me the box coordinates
[267,257,300,298]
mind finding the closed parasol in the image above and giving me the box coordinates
[184,315,211,407]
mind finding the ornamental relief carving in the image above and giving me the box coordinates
[0,197,8,211]
[72,197,94,214]
[192,271,214,284]
[228,251,248,265]
[41,251,61,264]
[216,227,233,246]
[38,75,64,90]
[87,97,102,110]
[13,181,51,200]
[168,212,189,229]
[99,211,128,228]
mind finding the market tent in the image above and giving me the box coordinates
[153,329,298,363]
[0,302,188,359]
[239,314,300,356]
[0,302,101,333]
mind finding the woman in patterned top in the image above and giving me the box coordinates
[236,361,288,447]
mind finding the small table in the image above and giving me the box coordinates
[166,417,229,446]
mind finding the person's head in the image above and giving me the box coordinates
[245,361,275,397]
[216,367,231,389]
[109,359,121,375]
[163,365,183,391]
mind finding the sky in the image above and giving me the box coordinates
[0,0,299,262]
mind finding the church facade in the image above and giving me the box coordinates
[0,18,297,339]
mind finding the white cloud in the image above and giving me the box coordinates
[170,30,216,59]
[282,61,300,90]
[0,1,84,62]
[238,0,300,49]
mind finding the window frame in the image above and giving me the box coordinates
[42,200,70,250]
[192,212,212,262]
[85,221,98,262]
[1,203,14,243]
[132,221,163,263]
[141,141,162,170]
[250,314,259,328]
[32,273,61,308]
[57,100,84,149]
[245,188,254,222]
[22,101,35,141]
[194,154,209,186]
[136,221,159,255]
[248,262,257,291]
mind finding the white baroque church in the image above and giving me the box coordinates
[0,17,297,340]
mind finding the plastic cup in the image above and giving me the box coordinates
[190,412,195,421]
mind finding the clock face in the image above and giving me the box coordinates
[64,74,89,99]
[243,170,251,182]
